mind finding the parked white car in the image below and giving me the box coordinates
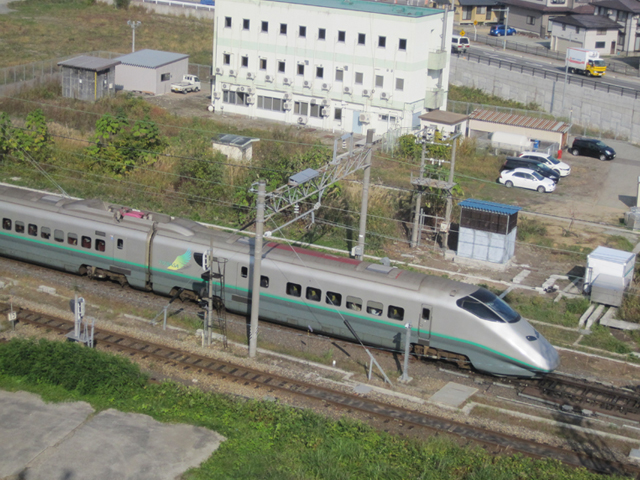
[519,151,571,177]
[499,168,556,193]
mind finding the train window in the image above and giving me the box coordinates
[241,266,248,278]
[54,229,64,242]
[388,306,404,321]
[41,227,51,240]
[68,233,78,246]
[346,296,362,312]
[367,301,383,316]
[28,224,37,236]
[81,236,91,249]
[260,276,269,288]
[422,308,430,320]
[286,282,301,297]
[306,287,321,302]
[95,239,106,252]
[456,296,503,323]
[117,239,124,250]
[15,221,24,233]
[2,218,10,230]
[326,291,342,307]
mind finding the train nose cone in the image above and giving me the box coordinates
[536,335,560,372]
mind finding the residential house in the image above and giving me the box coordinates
[549,14,621,53]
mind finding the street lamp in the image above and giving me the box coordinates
[492,7,510,51]
[127,20,141,53]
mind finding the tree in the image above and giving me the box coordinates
[0,110,52,163]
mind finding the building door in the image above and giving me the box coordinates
[612,41,617,55]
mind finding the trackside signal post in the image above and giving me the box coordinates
[249,181,266,358]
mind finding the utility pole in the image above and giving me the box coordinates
[411,142,426,248]
[442,136,458,251]
[249,180,265,358]
[127,20,141,53]
[355,129,374,261]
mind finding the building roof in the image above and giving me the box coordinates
[266,0,443,17]
[499,0,573,13]
[589,246,635,264]
[549,13,621,29]
[212,133,259,148]
[116,49,189,69]
[469,109,571,134]
[458,199,522,215]
[590,0,640,14]
[57,55,121,71]
[419,110,468,125]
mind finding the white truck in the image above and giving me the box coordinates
[171,74,201,93]
[565,48,607,77]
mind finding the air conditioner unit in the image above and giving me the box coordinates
[310,99,317,105]
[265,75,273,83]
[321,107,329,117]
[284,101,293,110]
[321,99,329,106]
[284,77,292,85]
[283,93,292,100]
[362,89,370,97]
[322,83,331,91]
[297,117,308,125]
[359,113,370,124]
[303,80,312,88]
[380,92,390,100]
[246,87,254,94]
[221,83,230,90]
[247,95,256,104]
[247,72,255,80]
[215,67,224,76]
[229,69,237,77]
[343,86,352,94]
[214,91,222,99]
[238,86,246,92]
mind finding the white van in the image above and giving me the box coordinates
[451,35,470,53]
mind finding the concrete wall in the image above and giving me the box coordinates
[449,54,640,143]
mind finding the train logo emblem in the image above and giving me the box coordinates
[165,249,192,271]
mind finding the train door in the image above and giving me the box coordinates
[418,305,432,345]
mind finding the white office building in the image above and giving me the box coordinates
[211,0,452,135]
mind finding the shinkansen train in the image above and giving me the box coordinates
[0,184,560,377]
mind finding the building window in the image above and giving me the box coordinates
[316,66,324,78]
[278,61,285,73]
[526,16,535,25]
[241,56,249,67]
[334,108,342,120]
[225,16,231,28]
[575,27,580,33]
[261,21,268,33]
[223,91,251,106]
[294,101,308,115]
[375,75,384,88]
[297,64,305,75]
[477,6,486,14]
[160,72,170,82]
[395,78,404,91]
[595,41,605,48]
[338,30,346,42]
[355,72,363,84]
[280,23,287,34]
[223,53,231,65]
[399,38,407,50]
[318,28,326,40]
[358,33,366,45]
[597,29,607,35]
[243,19,250,30]
[562,24,566,31]
[299,25,306,37]
[335,68,344,81]
[257,95,285,112]
[462,7,472,21]
[260,58,267,70]
[378,36,386,48]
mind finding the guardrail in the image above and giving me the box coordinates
[461,51,640,100]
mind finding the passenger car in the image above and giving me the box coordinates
[570,137,616,161]
[519,152,571,176]
[489,25,516,36]
[499,168,556,193]
[451,35,470,53]
[500,157,560,183]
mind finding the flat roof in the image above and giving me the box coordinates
[589,246,635,264]
[458,199,521,215]
[469,109,571,134]
[212,133,258,148]
[420,110,468,125]
[116,49,189,69]
[57,55,121,71]
[266,0,442,17]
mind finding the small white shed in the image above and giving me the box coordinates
[212,134,259,162]
[115,49,189,95]
[584,246,636,300]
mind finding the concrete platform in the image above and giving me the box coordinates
[428,382,478,408]
[0,390,225,480]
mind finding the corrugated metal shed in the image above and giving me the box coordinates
[58,56,121,71]
[458,199,521,216]
[116,49,189,69]
[469,109,570,134]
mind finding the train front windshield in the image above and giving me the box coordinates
[456,288,521,324]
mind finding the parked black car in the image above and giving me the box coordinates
[500,157,560,183]
[570,138,616,161]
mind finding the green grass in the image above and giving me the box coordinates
[504,293,590,328]
[580,324,633,355]
[448,86,542,111]
[0,338,616,480]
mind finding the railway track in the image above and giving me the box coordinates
[2,303,640,478]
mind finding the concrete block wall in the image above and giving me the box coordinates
[449,55,640,143]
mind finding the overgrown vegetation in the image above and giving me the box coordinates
[0,338,616,480]
[448,85,542,111]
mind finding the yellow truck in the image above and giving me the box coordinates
[566,48,607,77]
